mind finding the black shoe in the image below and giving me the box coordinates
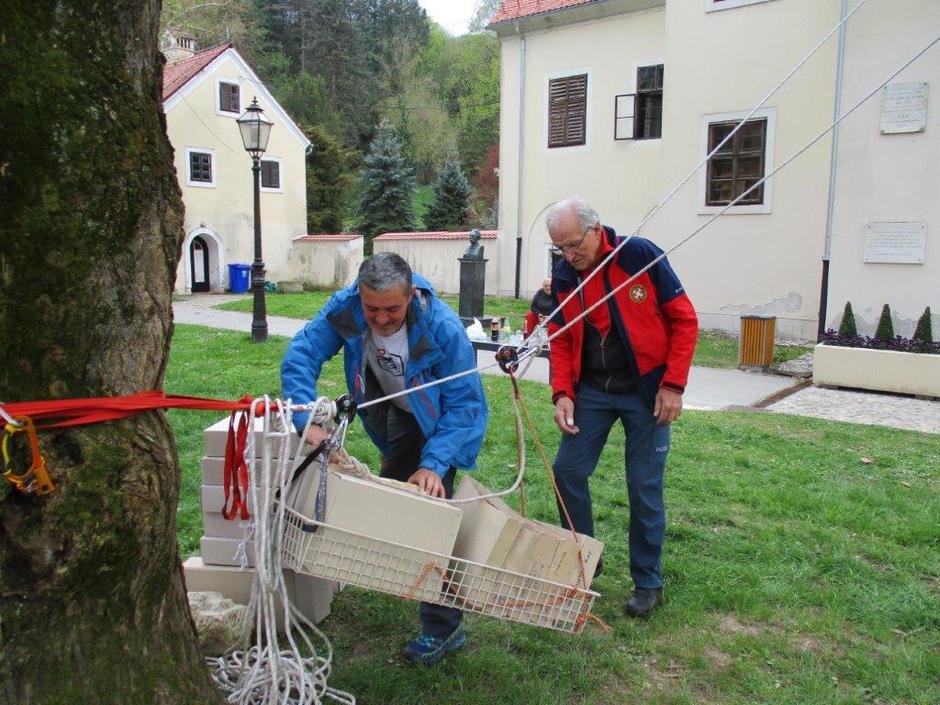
[593,557,603,579]
[625,587,662,618]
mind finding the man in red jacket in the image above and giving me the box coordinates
[545,196,698,617]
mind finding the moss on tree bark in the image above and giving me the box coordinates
[0,1,222,702]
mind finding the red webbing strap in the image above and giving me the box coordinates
[221,410,251,521]
[0,391,257,429]
[2,391,262,519]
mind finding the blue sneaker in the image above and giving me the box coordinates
[402,627,467,665]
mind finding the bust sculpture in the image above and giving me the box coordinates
[463,228,484,260]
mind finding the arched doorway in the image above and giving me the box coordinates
[190,236,210,292]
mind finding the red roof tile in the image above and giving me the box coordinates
[374,230,498,241]
[490,0,594,25]
[294,233,363,242]
[162,43,231,101]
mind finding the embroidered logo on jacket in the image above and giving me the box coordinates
[629,284,648,303]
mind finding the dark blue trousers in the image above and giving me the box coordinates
[552,384,671,589]
[380,405,462,639]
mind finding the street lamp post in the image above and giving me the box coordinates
[236,97,273,343]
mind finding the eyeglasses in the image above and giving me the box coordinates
[555,224,596,254]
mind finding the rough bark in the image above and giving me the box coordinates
[0,2,222,703]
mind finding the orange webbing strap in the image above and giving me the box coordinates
[1,416,54,496]
[508,374,591,591]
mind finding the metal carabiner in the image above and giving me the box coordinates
[1,416,54,496]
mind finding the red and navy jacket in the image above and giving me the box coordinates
[548,226,698,409]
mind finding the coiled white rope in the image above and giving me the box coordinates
[207,396,356,705]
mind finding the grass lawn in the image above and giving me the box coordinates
[216,292,813,368]
[167,324,939,705]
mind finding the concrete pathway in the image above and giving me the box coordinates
[172,295,939,435]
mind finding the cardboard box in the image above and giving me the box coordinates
[183,556,336,629]
[450,476,602,619]
[203,414,303,459]
[200,535,256,567]
[283,467,462,603]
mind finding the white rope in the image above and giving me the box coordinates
[0,402,23,428]
[518,0,872,366]
[207,396,356,705]
[540,29,940,350]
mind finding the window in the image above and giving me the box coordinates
[635,65,663,139]
[219,81,240,113]
[705,119,767,206]
[185,148,215,187]
[706,0,777,12]
[614,64,663,141]
[548,74,587,148]
[261,159,280,190]
[189,151,212,182]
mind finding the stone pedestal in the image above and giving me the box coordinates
[459,257,487,324]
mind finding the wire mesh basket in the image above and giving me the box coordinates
[280,504,600,634]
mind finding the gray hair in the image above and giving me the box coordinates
[545,196,600,232]
[358,252,413,292]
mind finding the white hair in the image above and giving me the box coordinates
[545,196,600,232]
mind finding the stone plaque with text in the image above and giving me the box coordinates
[863,222,926,264]
[880,82,928,134]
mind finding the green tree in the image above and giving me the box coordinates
[161,0,267,64]
[1,1,219,702]
[469,0,505,33]
[913,306,933,344]
[875,304,895,340]
[425,151,473,230]
[838,301,858,336]
[357,119,415,244]
[305,123,356,232]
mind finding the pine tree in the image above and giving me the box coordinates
[838,301,858,336]
[357,119,416,246]
[425,150,473,231]
[913,306,933,343]
[875,304,895,340]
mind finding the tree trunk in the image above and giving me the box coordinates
[0,2,222,703]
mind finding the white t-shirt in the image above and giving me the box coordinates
[365,324,411,412]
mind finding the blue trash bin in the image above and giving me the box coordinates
[228,263,251,293]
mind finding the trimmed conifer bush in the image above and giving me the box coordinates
[838,302,858,336]
[913,306,933,344]
[875,304,894,340]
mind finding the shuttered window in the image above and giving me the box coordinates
[261,160,280,189]
[219,82,240,113]
[706,119,767,206]
[548,74,588,148]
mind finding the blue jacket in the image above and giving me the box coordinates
[280,273,488,477]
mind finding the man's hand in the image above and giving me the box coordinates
[303,424,331,448]
[554,396,579,435]
[408,467,445,498]
[653,388,683,425]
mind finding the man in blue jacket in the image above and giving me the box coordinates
[281,252,488,664]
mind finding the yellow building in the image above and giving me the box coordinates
[163,43,310,294]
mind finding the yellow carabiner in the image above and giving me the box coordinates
[1,416,54,496]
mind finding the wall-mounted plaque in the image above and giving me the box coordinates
[863,222,926,264]
[880,82,928,134]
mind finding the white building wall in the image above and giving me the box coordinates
[654,0,840,339]
[165,53,308,294]
[496,7,667,299]
[826,0,940,338]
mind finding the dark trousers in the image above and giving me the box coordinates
[552,384,671,589]
[380,405,462,638]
